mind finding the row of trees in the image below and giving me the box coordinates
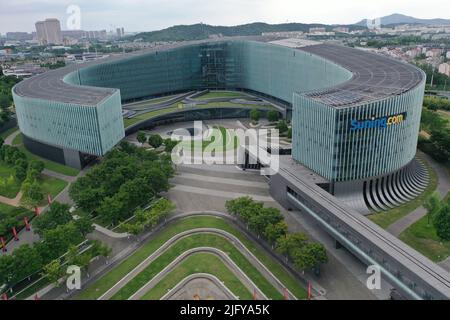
[416,63,450,90]
[136,131,179,153]
[250,109,282,124]
[0,202,108,289]
[419,108,450,164]
[423,96,450,111]
[122,198,175,235]
[0,138,46,207]
[424,193,450,241]
[226,197,328,273]
[0,139,46,238]
[69,141,174,226]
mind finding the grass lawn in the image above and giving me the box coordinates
[140,253,252,300]
[124,94,179,110]
[194,91,246,100]
[177,126,239,153]
[368,157,438,229]
[38,175,68,205]
[0,202,29,217]
[0,161,21,198]
[399,215,450,262]
[12,132,23,146]
[124,104,275,129]
[437,110,450,128]
[0,127,18,140]
[111,233,282,300]
[74,216,306,300]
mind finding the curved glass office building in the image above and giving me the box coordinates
[12,37,426,213]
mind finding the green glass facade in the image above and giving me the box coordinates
[13,90,124,156]
[292,81,426,182]
[70,41,351,103]
[13,39,423,180]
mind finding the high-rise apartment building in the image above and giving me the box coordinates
[35,18,62,45]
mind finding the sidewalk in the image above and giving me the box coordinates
[387,152,450,237]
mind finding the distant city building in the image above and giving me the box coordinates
[309,27,326,34]
[6,32,33,41]
[332,27,349,33]
[426,48,443,58]
[438,62,450,76]
[116,27,125,38]
[0,48,13,56]
[406,47,422,59]
[35,18,62,45]
[447,51,450,59]
[262,31,304,38]
[2,64,46,78]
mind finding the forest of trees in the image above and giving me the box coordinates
[69,141,174,226]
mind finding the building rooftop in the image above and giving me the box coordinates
[13,37,425,108]
[297,44,425,107]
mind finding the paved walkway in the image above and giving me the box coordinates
[99,227,297,300]
[387,152,450,237]
[4,129,20,146]
[42,169,77,183]
[0,191,22,207]
[165,163,379,300]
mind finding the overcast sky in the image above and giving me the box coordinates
[1,0,449,34]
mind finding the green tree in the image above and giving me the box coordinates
[287,127,292,139]
[424,191,441,224]
[11,244,42,283]
[28,160,45,175]
[433,203,450,241]
[276,120,289,134]
[91,240,112,260]
[248,207,283,236]
[0,254,14,286]
[21,179,44,207]
[34,202,72,236]
[276,232,308,258]
[37,222,84,263]
[250,109,261,123]
[14,164,27,182]
[74,215,94,236]
[41,260,63,286]
[164,138,178,153]
[264,221,288,244]
[123,222,144,235]
[148,134,163,148]
[267,110,280,122]
[137,131,147,145]
[66,245,92,273]
[304,242,328,269]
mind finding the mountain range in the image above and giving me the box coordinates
[355,13,450,26]
[132,22,363,42]
[132,14,450,42]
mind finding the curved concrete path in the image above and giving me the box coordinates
[161,273,238,300]
[128,247,267,300]
[99,227,296,300]
[387,152,450,236]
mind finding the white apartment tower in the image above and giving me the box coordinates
[35,19,62,45]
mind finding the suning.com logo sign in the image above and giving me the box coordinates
[350,112,407,131]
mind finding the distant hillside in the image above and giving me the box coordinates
[132,22,364,42]
[356,13,450,26]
